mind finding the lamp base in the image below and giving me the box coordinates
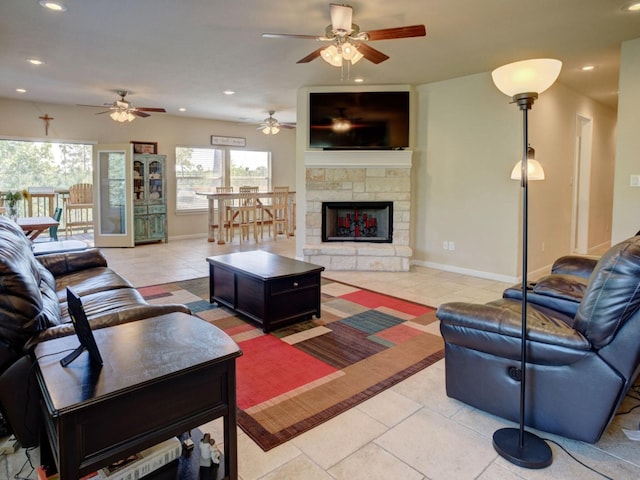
[493,428,552,469]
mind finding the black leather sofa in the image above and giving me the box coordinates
[436,235,640,443]
[0,215,190,447]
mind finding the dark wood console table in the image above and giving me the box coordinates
[207,251,324,332]
[34,312,242,480]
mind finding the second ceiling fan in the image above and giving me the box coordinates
[262,3,426,66]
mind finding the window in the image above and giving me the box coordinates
[175,146,224,211]
[230,150,271,190]
[175,147,272,212]
[0,139,92,191]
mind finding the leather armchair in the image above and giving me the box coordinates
[436,236,640,443]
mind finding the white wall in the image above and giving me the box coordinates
[612,38,640,243]
[412,71,616,281]
[0,97,296,239]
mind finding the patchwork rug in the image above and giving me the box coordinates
[139,276,444,451]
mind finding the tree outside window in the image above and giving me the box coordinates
[175,147,271,212]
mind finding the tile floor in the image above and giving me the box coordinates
[3,236,639,480]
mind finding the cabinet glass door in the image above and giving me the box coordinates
[148,159,164,203]
[93,144,134,247]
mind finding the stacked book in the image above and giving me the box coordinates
[97,437,182,480]
[37,436,182,480]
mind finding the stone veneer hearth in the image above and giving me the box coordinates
[303,150,413,271]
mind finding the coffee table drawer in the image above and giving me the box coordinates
[270,273,319,294]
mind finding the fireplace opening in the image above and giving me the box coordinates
[322,202,393,243]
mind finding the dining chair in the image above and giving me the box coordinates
[214,186,234,242]
[262,186,290,240]
[232,186,261,243]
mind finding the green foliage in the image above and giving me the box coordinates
[0,140,92,190]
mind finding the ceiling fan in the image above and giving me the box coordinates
[78,90,166,122]
[262,3,426,66]
[258,111,295,135]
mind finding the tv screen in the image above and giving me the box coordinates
[309,91,410,150]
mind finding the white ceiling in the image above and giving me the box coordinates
[2,0,639,125]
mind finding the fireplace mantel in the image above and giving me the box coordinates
[304,150,413,168]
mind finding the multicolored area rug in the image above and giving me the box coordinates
[139,276,444,451]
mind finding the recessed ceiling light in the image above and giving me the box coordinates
[622,2,640,12]
[223,90,235,95]
[179,107,186,112]
[581,65,595,71]
[26,58,44,65]
[38,1,67,12]
[353,77,364,83]
[16,88,27,93]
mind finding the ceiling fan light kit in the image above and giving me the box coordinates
[110,110,136,123]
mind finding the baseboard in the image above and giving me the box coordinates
[411,260,518,284]
[167,233,208,242]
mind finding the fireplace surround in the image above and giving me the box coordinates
[303,149,413,272]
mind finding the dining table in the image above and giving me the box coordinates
[16,215,59,241]
[196,190,296,244]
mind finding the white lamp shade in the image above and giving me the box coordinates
[342,42,357,61]
[321,45,343,67]
[510,159,545,181]
[351,49,364,65]
[492,58,562,97]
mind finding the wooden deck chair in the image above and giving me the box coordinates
[65,183,93,238]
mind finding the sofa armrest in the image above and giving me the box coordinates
[551,255,599,278]
[437,299,590,352]
[503,274,588,317]
[34,303,192,343]
[37,248,108,277]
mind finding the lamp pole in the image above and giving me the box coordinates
[492,91,553,469]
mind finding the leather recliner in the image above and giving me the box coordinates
[436,235,640,443]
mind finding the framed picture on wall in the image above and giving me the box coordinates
[131,141,158,154]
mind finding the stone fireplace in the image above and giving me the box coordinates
[303,150,412,271]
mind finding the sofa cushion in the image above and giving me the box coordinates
[0,217,61,350]
[574,236,640,348]
[53,267,133,302]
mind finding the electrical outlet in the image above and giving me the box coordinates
[443,241,449,250]
[631,175,640,187]
[448,241,455,251]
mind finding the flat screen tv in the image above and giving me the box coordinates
[309,91,410,150]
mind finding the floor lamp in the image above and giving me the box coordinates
[490,58,562,469]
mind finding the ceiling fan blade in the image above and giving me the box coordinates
[132,110,150,118]
[330,3,352,33]
[94,110,112,115]
[357,43,390,64]
[77,104,110,108]
[136,107,166,112]
[281,124,296,129]
[297,47,325,63]
[365,25,426,41]
[262,33,319,40]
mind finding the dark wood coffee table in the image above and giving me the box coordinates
[34,312,241,480]
[207,251,325,332]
